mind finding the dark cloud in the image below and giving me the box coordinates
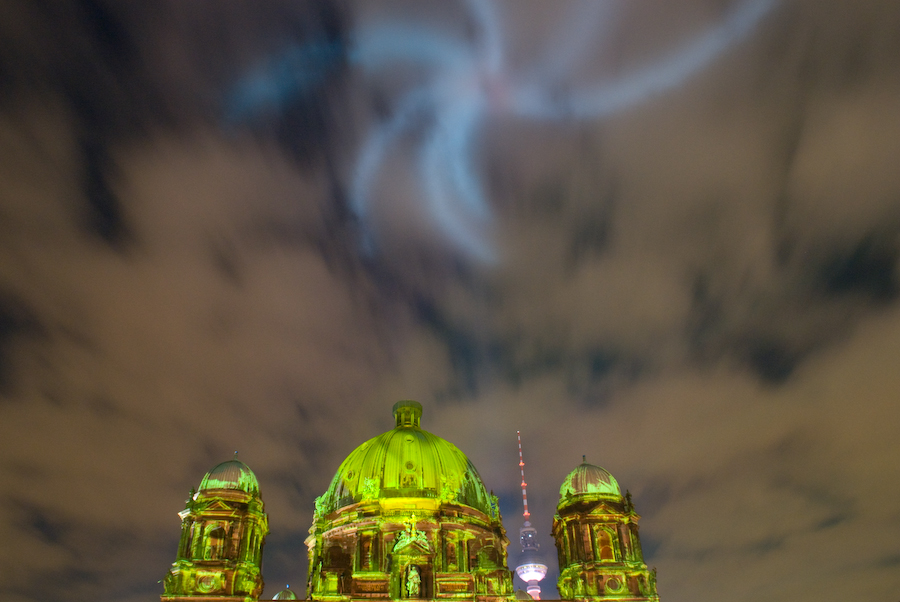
[0,291,43,394]
[818,232,899,300]
[81,140,131,246]
[19,502,71,547]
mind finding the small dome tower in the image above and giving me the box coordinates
[553,458,659,601]
[162,454,269,601]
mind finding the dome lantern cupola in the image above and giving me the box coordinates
[393,399,422,427]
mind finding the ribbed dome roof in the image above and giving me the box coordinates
[198,457,260,496]
[272,586,298,600]
[558,459,621,504]
[319,401,492,516]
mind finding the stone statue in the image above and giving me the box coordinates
[406,565,421,598]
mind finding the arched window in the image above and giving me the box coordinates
[359,535,372,571]
[597,528,614,561]
[205,526,226,560]
[446,542,457,571]
[467,539,477,571]
[326,544,351,570]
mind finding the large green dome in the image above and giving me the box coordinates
[318,401,493,516]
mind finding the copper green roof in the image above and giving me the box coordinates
[319,401,492,515]
[558,460,621,504]
[198,458,261,496]
[272,586,298,600]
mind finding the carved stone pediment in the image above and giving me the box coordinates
[393,535,432,556]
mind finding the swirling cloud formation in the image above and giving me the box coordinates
[230,0,777,263]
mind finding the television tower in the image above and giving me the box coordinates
[514,431,547,599]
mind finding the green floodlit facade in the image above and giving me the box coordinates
[554,462,659,601]
[161,401,660,602]
[306,401,512,602]
[162,456,269,601]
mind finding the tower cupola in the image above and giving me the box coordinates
[553,459,658,601]
[161,454,269,602]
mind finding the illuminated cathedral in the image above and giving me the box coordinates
[160,401,660,601]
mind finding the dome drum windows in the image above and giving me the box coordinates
[356,532,381,572]
[203,524,228,560]
[596,527,616,562]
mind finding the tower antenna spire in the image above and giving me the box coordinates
[517,430,531,523]
[515,430,547,599]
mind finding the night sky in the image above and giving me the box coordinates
[2,1,900,601]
